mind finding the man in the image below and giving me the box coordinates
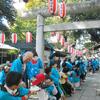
[10,51,33,87]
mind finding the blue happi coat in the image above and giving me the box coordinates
[0,91,21,100]
[10,58,23,73]
[27,58,43,79]
[66,61,73,70]
[0,70,6,85]
[10,58,32,79]
[10,58,31,95]
[0,86,29,100]
[50,67,63,95]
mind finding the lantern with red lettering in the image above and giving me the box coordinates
[76,50,79,56]
[0,32,5,43]
[58,0,66,18]
[48,0,57,14]
[26,32,32,43]
[11,33,17,44]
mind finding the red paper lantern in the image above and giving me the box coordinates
[77,51,82,56]
[67,45,71,53]
[69,47,73,54]
[50,32,56,36]
[74,49,76,55]
[56,33,61,41]
[76,50,79,55]
[71,48,74,54]
[60,35,65,46]
[48,0,57,14]
[11,33,17,44]
[26,32,32,43]
[58,0,66,18]
[0,32,5,43]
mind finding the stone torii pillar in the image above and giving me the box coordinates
[36,14,44,60]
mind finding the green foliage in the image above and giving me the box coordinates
[25,0,47,9]
[8,49,19,54]
[10,0,100,46]
[0,0,16,32]
[84,42,94,49]
[25,0,79,9]
[10,17,36,40]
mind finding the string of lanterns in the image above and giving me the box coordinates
[50,32,83,56]
[0,32,32,44]
[48,0,83,56]
[48,0,66,18]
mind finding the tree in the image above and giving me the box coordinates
[11,0,100,49]
[0,0,16,32]
[70,9,100,44]
[10,17,36,41]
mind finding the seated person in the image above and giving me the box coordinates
[60,72,74,96]
[45,76,57,100]
[0,71,38,100]
[0,65,10,86]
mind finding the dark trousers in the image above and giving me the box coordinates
[62,82,74,96]
[22,72,29,88]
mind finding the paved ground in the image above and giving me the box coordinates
[68,72,100,100]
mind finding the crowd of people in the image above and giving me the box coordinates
[0,50,100,100]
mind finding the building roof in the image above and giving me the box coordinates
[7,40,52,51]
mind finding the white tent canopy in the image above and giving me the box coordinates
[0,43,18,50]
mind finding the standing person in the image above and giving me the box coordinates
[10,51,33,88]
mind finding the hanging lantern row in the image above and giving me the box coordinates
[0,32,32,44]
[67,45,83,56]
[50,32,65,46]
[48,0,66,18]
[50,32,83,56]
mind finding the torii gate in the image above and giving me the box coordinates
[22,1,100,60]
